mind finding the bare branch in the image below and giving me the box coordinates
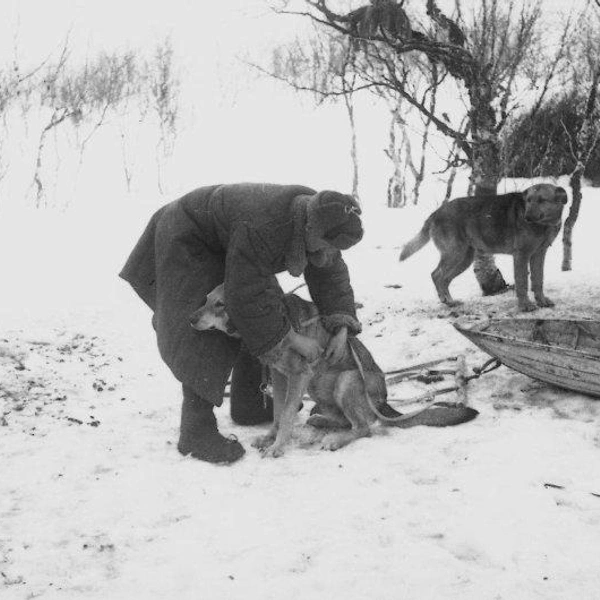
[247,58,378,98]
[368,58,471,156]
[528,12,573,122]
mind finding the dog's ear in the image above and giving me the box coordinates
[555,186,568,205]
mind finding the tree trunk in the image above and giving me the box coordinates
[344,92,359,199]
[387,177,406,208]
[412,81,437,205]
[443,167,457,202]
[470,155,509,295]
[562,168,582,272]
[385,109,406,207]
[468,86,509,295]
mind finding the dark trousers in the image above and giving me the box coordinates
[230,348,270,423]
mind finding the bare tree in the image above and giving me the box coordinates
[380,59,442,207]
[342,72,360,198]
[266,16,446,205]
[267,33,366,199]
[0,35,51,182]
[276,0,571,295]
[32,44,141,204]
[501,2,600,272]
[384,103,409,207]
[383,99,433,207]
[149,38,179,194]
[32,38,73,206]
[439,116,469,202]
[7,37,180,205]
[561,3,600,271]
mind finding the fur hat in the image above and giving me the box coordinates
[306,191,363,250]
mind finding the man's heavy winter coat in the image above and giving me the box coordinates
[120,183,362,406]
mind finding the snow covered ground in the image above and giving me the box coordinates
[1,178,600,600]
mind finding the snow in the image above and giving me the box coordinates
[1,175,600,600]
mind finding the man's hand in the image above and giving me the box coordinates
[324,326,348,364]
[288,330,323,362]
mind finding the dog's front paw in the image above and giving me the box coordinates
[252,433,275,451]
[261,444,286,458]
[535,296,555,308]
[321,433,345,451]
[518,299,538,312]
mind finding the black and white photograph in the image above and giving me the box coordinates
[1,1,599,598]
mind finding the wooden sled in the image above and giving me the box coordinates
[454,318,600,398]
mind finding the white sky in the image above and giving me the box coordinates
[0,0,590,207]
[3,1,301,67]
[3,0,582,71]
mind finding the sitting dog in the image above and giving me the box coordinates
[190,284,477,457]
[399,183,568,312]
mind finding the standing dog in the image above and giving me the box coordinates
[190,284,477,457]
[399,183,568,311]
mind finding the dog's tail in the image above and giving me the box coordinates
[377,401,479,428]
[347,339,479,429]
[399,219,432,261]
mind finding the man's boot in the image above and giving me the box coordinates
[230,350,273,425]
[177,385,245,464]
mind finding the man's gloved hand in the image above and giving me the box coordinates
[324,326,348,364]
[288,330,323,362]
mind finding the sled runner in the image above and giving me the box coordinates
[384,353,500,407]
[454,318,600,398]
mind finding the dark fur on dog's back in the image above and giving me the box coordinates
[400,193,525,261]
[400,184,567,311]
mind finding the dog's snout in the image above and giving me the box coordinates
[524,210,540,223]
